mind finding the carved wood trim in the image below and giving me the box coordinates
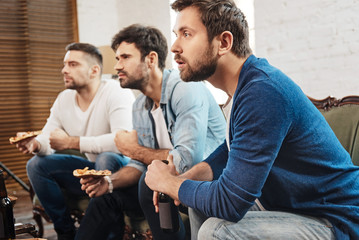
[308,95,359,111]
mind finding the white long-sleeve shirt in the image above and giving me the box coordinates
[36,79,135,162]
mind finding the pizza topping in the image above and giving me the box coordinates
[73,167,111,178]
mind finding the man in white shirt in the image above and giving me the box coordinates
[14,43,135,240]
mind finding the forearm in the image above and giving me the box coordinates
[128,146,170,165]
[180,161,213,181]
[165,162,213,201]
[111,166,142,188]
[80,133,120,154]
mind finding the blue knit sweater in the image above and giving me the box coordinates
[178,55,359,239]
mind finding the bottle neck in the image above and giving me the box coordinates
[0,170,8,198]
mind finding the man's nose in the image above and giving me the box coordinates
[171,38,182,54]
[61,65,68,74]
[114,60,123,71]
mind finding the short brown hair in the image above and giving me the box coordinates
[65,42,103,69]
[171,0,252,58]
[111,24,168,71]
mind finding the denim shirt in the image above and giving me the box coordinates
[127,69,226,174]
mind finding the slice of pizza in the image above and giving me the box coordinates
[73,167,112,178]
[9,130,42,144]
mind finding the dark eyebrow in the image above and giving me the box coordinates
[64,60,79,65]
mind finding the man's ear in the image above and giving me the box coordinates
[90,65,101,78]
[146,51,158,69]
[218,31,233,56]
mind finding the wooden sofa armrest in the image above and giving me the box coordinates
[308,95,359,111]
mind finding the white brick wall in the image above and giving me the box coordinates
[77,0,173,69]
[77,0,359,99]
[77,0,120,47]
[254,0,359,99]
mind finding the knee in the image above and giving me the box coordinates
[95,152,129,171]
[95,152,112,168]
[87,194,120,216]
[197,217,220,240]
[85,196,107,215]
[26,155,45,176]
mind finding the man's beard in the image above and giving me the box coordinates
[177,46,218,82]
[65,80,84,90]
[119,63,149,91]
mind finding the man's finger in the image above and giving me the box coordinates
[86,184,98,196]
[153,191,159,213]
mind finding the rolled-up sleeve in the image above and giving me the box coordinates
[169,82,210,173]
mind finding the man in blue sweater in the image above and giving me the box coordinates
[145,0,359,239]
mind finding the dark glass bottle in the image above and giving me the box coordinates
[0,170,15,240]
[158,160,179,233]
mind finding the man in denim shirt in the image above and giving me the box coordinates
[76,24,226,240]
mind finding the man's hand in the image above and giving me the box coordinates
[49,128,78,150]
[15,132,39,154]
[147,155,183,212]
[114,130,139,158]
[80,176,109,198]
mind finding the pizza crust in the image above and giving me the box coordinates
[9,130,42,144]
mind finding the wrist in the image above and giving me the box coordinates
[68,136,80,149]
[32,140,41,154]
[129,145,141,159]
[165,175,184,201]
[104,176,113,193]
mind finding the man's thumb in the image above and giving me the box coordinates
[167,154,174,166]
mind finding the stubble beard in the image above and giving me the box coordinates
[179,46,218,82]
[119,62,149,91]
[65,80,84,90]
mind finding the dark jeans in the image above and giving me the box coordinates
[27,152,129,233]
[75,184,141,240]
[139,171,186,240]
